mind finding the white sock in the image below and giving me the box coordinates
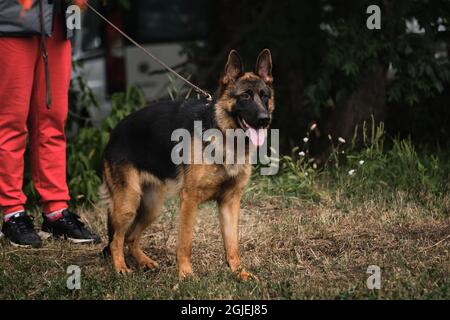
[4,210,25,222]
[45,208,67,221]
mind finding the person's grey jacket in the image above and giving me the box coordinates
[0,0,74,38]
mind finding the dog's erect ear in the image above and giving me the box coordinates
[222,50,244,84]
[255,49,273,84]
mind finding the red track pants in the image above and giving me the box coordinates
[0,18,71,215]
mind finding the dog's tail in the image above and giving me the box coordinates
[98,169,114,257]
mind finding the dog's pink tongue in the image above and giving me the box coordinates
[246,128,266,146]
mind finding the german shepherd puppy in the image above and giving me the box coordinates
[101,49,274,280]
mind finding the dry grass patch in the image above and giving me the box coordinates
[1,192,448,299]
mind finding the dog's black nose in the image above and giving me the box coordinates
[257,113,270,127]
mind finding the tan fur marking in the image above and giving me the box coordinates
[139,171,163,187]
[239,72,261,81]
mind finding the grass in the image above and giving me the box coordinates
[1,135,449,300]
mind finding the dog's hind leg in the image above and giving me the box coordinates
[126,185,164,271]
[109,167,142,274]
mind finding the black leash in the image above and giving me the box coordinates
[39,0,52,109]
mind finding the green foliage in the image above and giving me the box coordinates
[305,18,389,109]
[388,33,450,106]
[304,0,450,111]
[101,86,146,131]
[251,122,449,215]
[329,136,446,204]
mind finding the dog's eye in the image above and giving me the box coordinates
[260,90,269,99]
[240,92,252,100]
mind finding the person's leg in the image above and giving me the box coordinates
[0,37,38,218]
[31,16,101,244]
[28,15,71,215]
[0,36,43,248]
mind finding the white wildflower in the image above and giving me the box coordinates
[310,123,317,131]
[303,137,309,143]
[328,134,332,140]
[348,169,356,176]
[338,137,346,144]
[298,151,306,157]
[312,163,317,169]
[359,160,365,165]
[304,172,309,177]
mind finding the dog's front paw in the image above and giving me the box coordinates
[178,264,195,280]
[236,268,257,282]
[114,263,133,275]
[138,257,159,271]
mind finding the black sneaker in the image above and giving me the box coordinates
[1,211,42,248]
[42,209,101,244]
